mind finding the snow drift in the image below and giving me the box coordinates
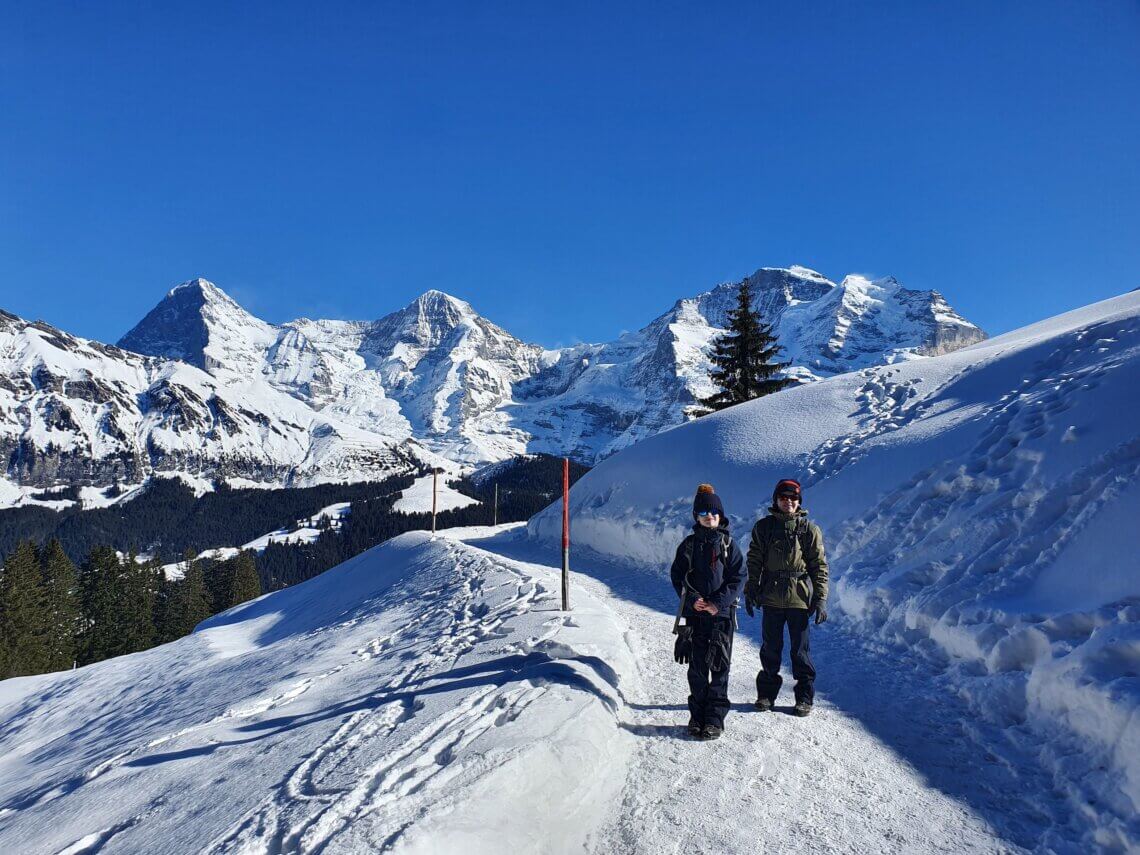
[0,529,633,854]
[530,290,1140,848]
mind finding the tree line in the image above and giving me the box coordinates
[0,474,416,566]
[0,539,261,680]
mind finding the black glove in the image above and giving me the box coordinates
[811,600,828,625]
[674,626,694,664]
[744,579,760,617]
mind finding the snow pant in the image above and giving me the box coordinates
[686,615,735,729]
[756,607,815,705]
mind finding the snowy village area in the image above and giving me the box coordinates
[1,3,1138,854]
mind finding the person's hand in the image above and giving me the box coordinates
[812,601,828,625]
[694,598,719,616]
[744,579,760,618]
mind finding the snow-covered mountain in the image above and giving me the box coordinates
[1,267,983,500]
[0,290,1132,853]
[0,306,435,504]
[530,289,1140,847]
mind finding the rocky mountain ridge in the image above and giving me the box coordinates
[1,266,985,502]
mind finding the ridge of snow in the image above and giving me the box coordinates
[528,289,1140,846]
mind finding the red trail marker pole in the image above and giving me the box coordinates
[432,469,438,535]
[561,457,571,611]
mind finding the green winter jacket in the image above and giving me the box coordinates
[746,508,829,610]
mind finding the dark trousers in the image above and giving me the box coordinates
[756,607,815,705]
[686,615,734,728]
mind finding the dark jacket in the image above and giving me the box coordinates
[746,507,828,610]
[670,522,746,618]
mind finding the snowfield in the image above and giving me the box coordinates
[0,529,634,854]
[530,289,1140,850]
[0,526,1058,854]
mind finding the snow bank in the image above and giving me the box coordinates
[0,529,634,853]
[529,290,1140,848]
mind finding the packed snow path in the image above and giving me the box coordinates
[0,526,1089,853]
[476,531,1077,855]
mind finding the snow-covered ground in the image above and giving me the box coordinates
[1,290,1136,852]
[391,475,480,514]
[530,289,1140,849]
[0,524,1095,853]
[0,528,634,854]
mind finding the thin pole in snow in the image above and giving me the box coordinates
[432,468,438,535]
[562,457,571,611]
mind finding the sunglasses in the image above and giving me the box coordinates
[695,510,719,518]
[776,493,800,501]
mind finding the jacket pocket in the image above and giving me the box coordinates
[797,575,814,605]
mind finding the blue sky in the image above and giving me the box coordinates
[2,1,1138,347]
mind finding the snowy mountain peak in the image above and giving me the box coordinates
[119,279,275,373]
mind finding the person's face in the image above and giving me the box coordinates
[696,511,720,528]
[776,494,800,513]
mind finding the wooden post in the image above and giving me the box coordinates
[432,468,438,535]
[493,483,498,527]
[561,457,571,611]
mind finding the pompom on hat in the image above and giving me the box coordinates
[693,483,725,519]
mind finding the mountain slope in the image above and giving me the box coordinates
[0,307,430,493]
[528,289,1140,847]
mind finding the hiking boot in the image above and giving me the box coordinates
[687,722,703,738]
[701,724,723,740]
[753,697,773,712]
[793,701,812,717]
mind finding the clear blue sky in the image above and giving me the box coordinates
[2,1,1138,347]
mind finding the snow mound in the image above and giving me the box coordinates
[0,530,633,853]
[529,290,1140,848]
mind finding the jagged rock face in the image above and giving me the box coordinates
[0,268,984,498]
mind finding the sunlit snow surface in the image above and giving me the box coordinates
[530,290,1140,848]
[0,529,633,854]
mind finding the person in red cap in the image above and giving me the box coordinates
[743,478,829,716]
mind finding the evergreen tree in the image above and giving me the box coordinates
[119,553,161,654]
[226,552,262,609]
[39,539,80,671]
[0,541,50,678]
[699,278,796,413]
[173,556,214,637]
[79,546,124,665]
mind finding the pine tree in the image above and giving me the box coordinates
[39,539,80,671]
[227,551,262,608]
[172,556,213,637]
[119,553,161,655]
[79,546,124,665]
[0,541,50,678]
[699,278,796,413]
